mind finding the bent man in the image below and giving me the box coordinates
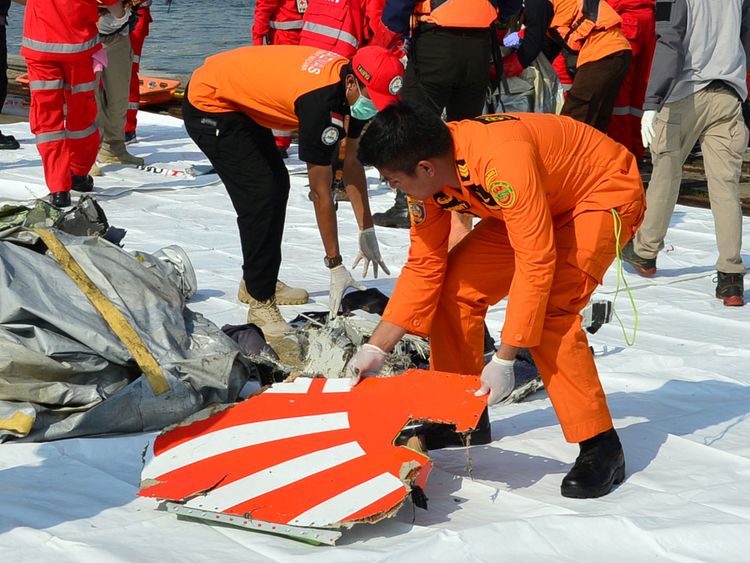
[346,101,645,498]
[183,45,403,336]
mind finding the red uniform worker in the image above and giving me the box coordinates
[347,101,646,499]
[607,0,656,159]
[21,0,122,208]
[252,0,306,155]
[300,0,384,59]
[125,1,153,142]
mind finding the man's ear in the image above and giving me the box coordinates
[417,160,436,177]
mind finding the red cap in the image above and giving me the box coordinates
[351,46,405,111]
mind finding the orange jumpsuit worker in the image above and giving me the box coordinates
[21,0,123,208]
[346,101,646,499]
[183,45,403,337]
[252,0,306,157]
[506,0,632,133]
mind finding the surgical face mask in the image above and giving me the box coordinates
[350,81,378,121]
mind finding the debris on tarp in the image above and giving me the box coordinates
[138,370,486,545]
[0,226,255,442]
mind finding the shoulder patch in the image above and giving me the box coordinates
[488,181,516,208]
[330,112,344,128]
[407,196,425,225]
[472,114,519,124]
[321,126,340,146]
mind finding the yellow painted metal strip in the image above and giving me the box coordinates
[33,228,170,396]
[0,411,35,435]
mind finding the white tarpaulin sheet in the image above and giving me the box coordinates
[1,114,749,561]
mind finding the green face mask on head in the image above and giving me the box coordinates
[350,81,379,121]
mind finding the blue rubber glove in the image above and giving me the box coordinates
[503,31,522,49]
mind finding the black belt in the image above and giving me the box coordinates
[415,22,490,36]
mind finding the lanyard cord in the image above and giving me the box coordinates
[610,208,639,346]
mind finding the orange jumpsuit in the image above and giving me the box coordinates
[382,113,645,442]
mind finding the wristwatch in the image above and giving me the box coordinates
[324,254,343,269]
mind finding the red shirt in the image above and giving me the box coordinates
[21,0,118,62]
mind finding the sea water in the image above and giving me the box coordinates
[5,0,256,77]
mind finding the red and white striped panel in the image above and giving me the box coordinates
[139,370,485,529]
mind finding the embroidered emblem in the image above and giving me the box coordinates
[321,126,340,146]
[356,64,372,82]
[472,114,519,124]
[388,76,403,95]
[488,181,516,208]
[407,196,425,225]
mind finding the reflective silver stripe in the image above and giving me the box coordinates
[127,102,140,110]
[132,54,141,63]
[36,130,66,144]
[22,36,100,54]
[269,19,304,30]
[66,123,98,140]
[29,79,65,91]
[69,80,98,94]
[612,106,644,118]
[301,22,358,49]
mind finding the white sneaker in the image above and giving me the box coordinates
[239,279,308,306]
[246,295,292,338]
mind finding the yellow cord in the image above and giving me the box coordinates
[610,209,639,346]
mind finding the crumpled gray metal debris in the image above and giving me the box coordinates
[0,227,255,442]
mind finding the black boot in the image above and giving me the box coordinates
[561,428,625,499]
[71,174,94,193]
[373,190,410,229]
[0,131,20,150]
[50,191,72,208]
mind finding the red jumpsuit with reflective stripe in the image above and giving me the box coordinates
[126,5,153,137]
[299,0,384,59]
[253,0,304,151]
[21,0,115,193]
[252,0,304,46]
[607,0,656,158]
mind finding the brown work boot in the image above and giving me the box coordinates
[98,142,145,166]
[246,295,293,338]
[239,279,308,306]
[89,162,103,177]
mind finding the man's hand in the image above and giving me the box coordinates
[352,227,390,278]
[329,265,366,318]
[345,343,388,385]
[474,355,515,405]
[641,110,657,148]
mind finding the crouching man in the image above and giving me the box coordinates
[345,101,645,499]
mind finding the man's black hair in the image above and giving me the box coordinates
[357,100,454,175]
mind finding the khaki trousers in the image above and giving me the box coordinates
[95,32,132,151]
[634,84,747,274]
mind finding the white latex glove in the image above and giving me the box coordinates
[345,343,388,386]
[474,355,515,405]
[352,227,391,279]
[641,109,657,149]
[329,265,366,318]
